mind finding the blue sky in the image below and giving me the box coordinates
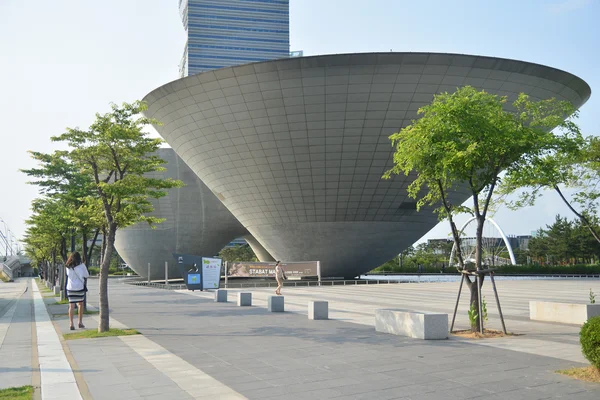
[1,0,598,243]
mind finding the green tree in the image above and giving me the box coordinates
[526,215,600,265]
[22,197,73,286]
[51,101,183,332]
[22,151,103,266]
[384,86,581,332]
[219,245,258,262]
[499,135,599,244]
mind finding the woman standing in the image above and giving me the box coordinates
[65,252,89,330]
[274,261,285,295]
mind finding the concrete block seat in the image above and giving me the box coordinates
[308,301,328,320]
[530,301,600,325]
[375,309,448,340]
[237,292,252,306]
[214,289,227,303]
[268,296,284,312]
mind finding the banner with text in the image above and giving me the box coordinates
[227,261,319,279]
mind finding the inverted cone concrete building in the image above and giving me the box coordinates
[142,52,590,278]
[114,148,272,280]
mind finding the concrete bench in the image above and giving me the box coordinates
[237,292,252,306]
[308,301,328,320]
[268,295,284,312]
[375,309,448,340]
[214,289,227,303]
[530,301,600,325]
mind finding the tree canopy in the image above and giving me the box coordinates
[383,86,583,332]
[24,101,183,332]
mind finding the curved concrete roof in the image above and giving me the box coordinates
[142,52,590,278]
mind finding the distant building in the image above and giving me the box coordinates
[178,0,290,77]
[142,52,589,278]
[428,235,532,252]
[225,238,248,248]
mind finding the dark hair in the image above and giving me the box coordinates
[66,252,82,268]
[275,260,281,265]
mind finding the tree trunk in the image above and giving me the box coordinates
[87,228,100,266]
[51,249,56,286]
[100,228,107,266]
[81,231,88,265]
[60,237,68,264]
[554,185,600,244]
[98,223,116,332]
[475,215,485,271]
[466,276,484,332]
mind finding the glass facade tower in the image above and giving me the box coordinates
[178,0,290,77]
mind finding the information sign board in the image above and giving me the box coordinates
[201,257,222,289]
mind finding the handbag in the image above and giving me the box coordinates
[71,266,88,292]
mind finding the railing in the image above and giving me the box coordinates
[127,279,402,291]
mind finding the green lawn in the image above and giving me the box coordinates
[53,310,99,316]
[63,328,140,340]
[0,385,33,399]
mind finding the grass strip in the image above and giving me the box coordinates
[53,310,99,316]
[64,328,140,340]
[0,385,34,399]
[557,366,600,383]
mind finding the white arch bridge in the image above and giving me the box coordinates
[449,217,517,268]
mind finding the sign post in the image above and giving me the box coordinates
[224,261,228,288]
[317,261,321,285]
[164,261,169,285]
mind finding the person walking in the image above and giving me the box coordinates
[65,252,89,330]
[274,260,285,295]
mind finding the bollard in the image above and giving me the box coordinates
[147,263,151,284]
[165,261,169,285]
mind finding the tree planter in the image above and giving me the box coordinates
[529,301,600,325]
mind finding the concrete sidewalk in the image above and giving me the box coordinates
[3,277,600,399]
[0,279,35,392]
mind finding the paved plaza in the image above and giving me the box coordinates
[1,277,600,399]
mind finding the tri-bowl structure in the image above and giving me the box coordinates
[137,52,590,278]
[114,148,272,280]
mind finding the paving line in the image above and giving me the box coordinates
[32,279,82,400]
[469,337,586,363]
[86,309,247,400]
[0,300,18,348]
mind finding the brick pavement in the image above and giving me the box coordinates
[70,279,600,400]
[3,277,600,399]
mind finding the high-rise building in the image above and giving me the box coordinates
[178,0,290,77]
